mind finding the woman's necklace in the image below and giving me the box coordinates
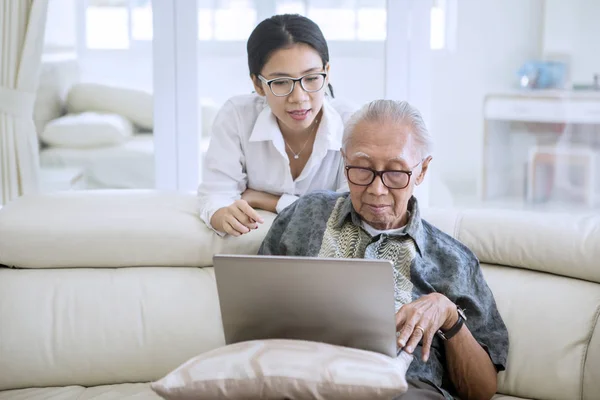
[285,117,320,160]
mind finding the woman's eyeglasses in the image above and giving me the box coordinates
[258,72,327,97]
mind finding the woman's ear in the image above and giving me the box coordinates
[251,74,266,96]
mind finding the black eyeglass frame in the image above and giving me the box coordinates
[344,159,424,190]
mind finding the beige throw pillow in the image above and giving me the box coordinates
[151,339,412,400]
[66,83,153,130]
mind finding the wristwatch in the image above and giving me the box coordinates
[436,306,467,341]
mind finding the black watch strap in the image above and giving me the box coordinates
[437,307,465,341]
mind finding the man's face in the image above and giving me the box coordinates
[343,119,431,230]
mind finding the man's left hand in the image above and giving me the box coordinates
[395,293,458,362]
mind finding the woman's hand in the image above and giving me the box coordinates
[210,199,264,237]
[241,189,280,213]
[395,293,458,362]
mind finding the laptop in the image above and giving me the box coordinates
[213,254,398,357]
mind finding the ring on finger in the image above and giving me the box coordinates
[414,326,425,335]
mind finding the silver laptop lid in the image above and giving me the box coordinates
[213,254,397,357]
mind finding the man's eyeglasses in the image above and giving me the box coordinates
[345,160,424,190]
[258,72,327,97]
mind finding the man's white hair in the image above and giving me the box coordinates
[342,99,433,158]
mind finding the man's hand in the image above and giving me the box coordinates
[210,200,264,237]
[395,293,458,362]
[241,189,280,213]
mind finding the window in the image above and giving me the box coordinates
[430,0,445,50]
[82,0,386,50]
[197,0,386,43]
[132,0,153,40]
[276,0,386,41]
[85,0,152,49]
[86,0,129,49]
[356,5,386,40]
[430,0,457,51]
[198,0,257,41]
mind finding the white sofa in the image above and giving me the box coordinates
[0,190,598,400]
[34,58,218,191]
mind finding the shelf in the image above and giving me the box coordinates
[484,96,600,124]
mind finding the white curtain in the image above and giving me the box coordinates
[0,0,49,205]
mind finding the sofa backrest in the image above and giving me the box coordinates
[423,208,600,400]
[422,208,600,283]
[0,190,274,269]
[0,191,598,400]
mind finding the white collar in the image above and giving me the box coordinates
[361,221,407,237]
[248,98,343,153]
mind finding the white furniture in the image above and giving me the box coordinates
[38,166,85,192]
[527,144,598,206]
[34,59,218,190]
[482,90,600,207]
[0,190,599,399]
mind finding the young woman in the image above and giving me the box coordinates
[197,14,356,237]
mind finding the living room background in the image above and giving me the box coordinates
[38,0,600,214]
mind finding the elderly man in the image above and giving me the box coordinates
[257,100,508,400]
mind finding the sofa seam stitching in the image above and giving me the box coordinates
[581,304,600,400]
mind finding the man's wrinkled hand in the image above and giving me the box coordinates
[395,293,458,362]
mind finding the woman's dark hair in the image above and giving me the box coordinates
[247,14,335,98]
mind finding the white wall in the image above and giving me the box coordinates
[429,0,544,196]
[543,0,600,86]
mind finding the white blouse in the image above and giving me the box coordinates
[197,93,357,233]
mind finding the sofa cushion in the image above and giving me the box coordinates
[40,112,134,148]
[66,83,153,130]
[0,385,536,400]
[584,310,600,400]
[0,267,225,391]
[0,190,275,269]
[481,264,600,400]
[0,385,530,400]
[0,383,160,399]
[151,339,412,400]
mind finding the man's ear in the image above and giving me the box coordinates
[251,74,266,96]
[415,156,432,186]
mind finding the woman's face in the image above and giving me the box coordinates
[253,43,330,134]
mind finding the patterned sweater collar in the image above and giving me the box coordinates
[332,194,425,256]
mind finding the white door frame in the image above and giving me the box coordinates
[153,0,199,192]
